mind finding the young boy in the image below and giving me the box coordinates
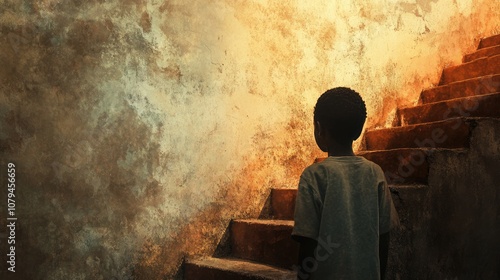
[291,87,399,280]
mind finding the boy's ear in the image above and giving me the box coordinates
[315,121,323,136]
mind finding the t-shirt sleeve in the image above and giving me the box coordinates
[292,172,322,240]
[378,178,400,234]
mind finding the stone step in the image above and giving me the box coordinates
[184,257,296,280]
[364,118,472,150]
[463,45,500,63]
[399,92,500,126]
[439,54,500,85]
[271,189,296,220]
[419,74,500,104]
[478,34,500,49]
[230,219,298,270]
[316,149,434,185]
[268,184,429,221]
[357,149,432,185]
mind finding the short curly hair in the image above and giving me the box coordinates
[314,87,367,143]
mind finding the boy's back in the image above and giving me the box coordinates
[292,87,399,279]
[292,156,398,279]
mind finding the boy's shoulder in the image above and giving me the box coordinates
[307,156,380,169]
[302,156,385,180]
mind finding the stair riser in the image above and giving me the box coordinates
[420,74,500,104]
[271,189,296,220]
[439,55,500,85]
[463,45,500,63]
[269,185,432,222]
[364,120,471,150]
[319,149,430,184]
[360,150,430,185]
[231,222,299,269]
[400,93,500,125]
[478,34,500,49]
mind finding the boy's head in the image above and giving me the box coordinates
[314,87,367,146]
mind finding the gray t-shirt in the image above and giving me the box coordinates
[292,156,399,280]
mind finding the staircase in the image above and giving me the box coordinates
[183,34,500,279]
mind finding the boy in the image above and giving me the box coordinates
[291,87,399,280]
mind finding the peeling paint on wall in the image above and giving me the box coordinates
[0,0,499,279]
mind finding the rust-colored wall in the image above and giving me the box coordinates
[0,0,499,279]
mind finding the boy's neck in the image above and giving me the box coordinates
[327,141,355,157]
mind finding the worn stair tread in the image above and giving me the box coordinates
[419,74,500,104]
[478,34,500,49]
[439,54,500,85]
[463,45,500,63]
[231,219,298,269]
[185,257,296,280]
[364,118,472,150]
[399,92,500,125]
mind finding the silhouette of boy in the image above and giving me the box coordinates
[292,87,400,280]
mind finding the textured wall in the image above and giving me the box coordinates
[0,0,499,279]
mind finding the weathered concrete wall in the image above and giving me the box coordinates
[388,118,500,279]
[0,0,499,279]
[427,118,500,279]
